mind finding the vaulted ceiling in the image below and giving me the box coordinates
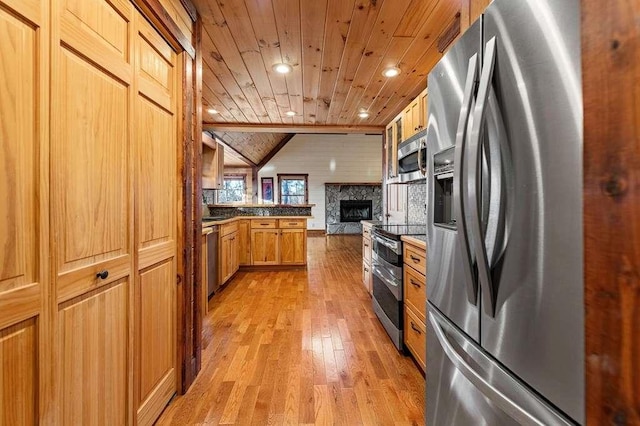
[215,131,291,165]
[196,0,466,162]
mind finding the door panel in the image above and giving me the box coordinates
[134,12,177,425]
[58,281,129,425]
[0,1,47,423]
[137,261,175,420]
[0,319,37,425]
[281,229,306,265]
[251,230,279,265]
[54,47,130,290]
[237,220,251,265]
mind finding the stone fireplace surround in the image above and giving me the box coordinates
[325,183,382,234]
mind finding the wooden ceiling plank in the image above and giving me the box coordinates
[314,0,356,124]
[201,28,258,121]
[216,0,283,124]
[300,0,328,124]
[272,0,304,124]
[336,0,412,125]
[257,134,296,169]
[365,0,461,124]
[244,0,292,114]
[394,0,440,37]
[202,77,248,122]
[214,132,259,166]
[342,35,413,124]
[203,0,273,123]
[202,90,235,122]
[203,123,384,133]
[325,0,384,124]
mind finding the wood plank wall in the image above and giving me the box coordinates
[583,0,640,424]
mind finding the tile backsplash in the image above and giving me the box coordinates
[407,182,427,224]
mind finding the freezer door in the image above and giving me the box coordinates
[476,0,584,423]
[427,305,574,426]
[426,19,482,341]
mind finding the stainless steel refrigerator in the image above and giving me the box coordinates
[425,0,584,424]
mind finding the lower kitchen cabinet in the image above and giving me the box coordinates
[251,229,280,265]
[238,219,251,265]
[402,237,427,372]
[221,231,239,283]
[280,229,306,265]
[362,222,373,294]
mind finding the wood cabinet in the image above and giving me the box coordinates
[251,229,280,265]
[0,0,47,422]
[402,238,427,372]
[280,229,306,265]
[237,220,251,265]
[202,133,224,190]
[403,88,428,140]
[361,223,374,294]
[220,222,240,284]
[385,113,403,180]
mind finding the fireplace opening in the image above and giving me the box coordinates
[340,200,373,222]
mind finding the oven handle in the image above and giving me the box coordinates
[372,233,400,254]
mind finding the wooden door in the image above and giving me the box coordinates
[386,184,408,224]
[419,89,429,130]
[237,220,251,265]
[51,0,135,422]
[220,233,233,282]
[0,0,49,422]
[403,104,413,140]
[251,230,280,265]
[385,123,395,180]
[133,12,178,426]
[411,97,422,133]
[231,232,240,274]
[280,229,306,265]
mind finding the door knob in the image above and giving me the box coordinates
[96,270,109,280]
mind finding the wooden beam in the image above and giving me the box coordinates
[179,0,198,22]
[213,133,257,167]
[131,0,196,58]
[257,134,296,170]
[203,123,384,134]
[202,131,216,148]
[583,0,640,424]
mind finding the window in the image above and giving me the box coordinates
[217,175,246,203]
[278,174,308,205]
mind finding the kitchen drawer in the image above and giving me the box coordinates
[404,243,426,275]
[251,219,277,229]
[220,221,238,237]
[363,236,372,263]
[404,265,426,323]
[363,225,372,239]
[404,306,426,371]
[278,219,306,229]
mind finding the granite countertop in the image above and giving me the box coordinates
[401,235,427,249]
[208,203,316,208]
[202,215,313,228]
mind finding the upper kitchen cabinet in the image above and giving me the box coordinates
[202,132,224,190]
[385,113,403,181]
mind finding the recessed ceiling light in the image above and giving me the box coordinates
[358,111,370,119]
[273,63,293,74]
[382,66,401,78]
[285,111,296,117]
[207,108,218,114]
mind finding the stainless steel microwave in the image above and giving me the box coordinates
[397,129,427,183]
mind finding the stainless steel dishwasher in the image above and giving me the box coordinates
[206,225,220,297]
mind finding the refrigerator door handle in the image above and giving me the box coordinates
[453,53,479,305]
[428,309,573,426]
[469,37,498,317]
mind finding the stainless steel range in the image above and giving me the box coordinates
[371,224,425,350]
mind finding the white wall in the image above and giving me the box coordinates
[258,134,382,230]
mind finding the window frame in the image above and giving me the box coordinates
[277,174,309,205]
[216,174,247,204]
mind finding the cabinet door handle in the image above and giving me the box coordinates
[364,267,369,272]
[410,279,421,288]
[96,270,109,280]
[288,222,298,226]
[260,223,270,226]
[364,244,369,248]
[411,322,422,334]
[410,255,421,263]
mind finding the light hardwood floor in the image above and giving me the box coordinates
[157,235,425,425]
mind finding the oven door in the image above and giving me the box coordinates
[371,232,402,265]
